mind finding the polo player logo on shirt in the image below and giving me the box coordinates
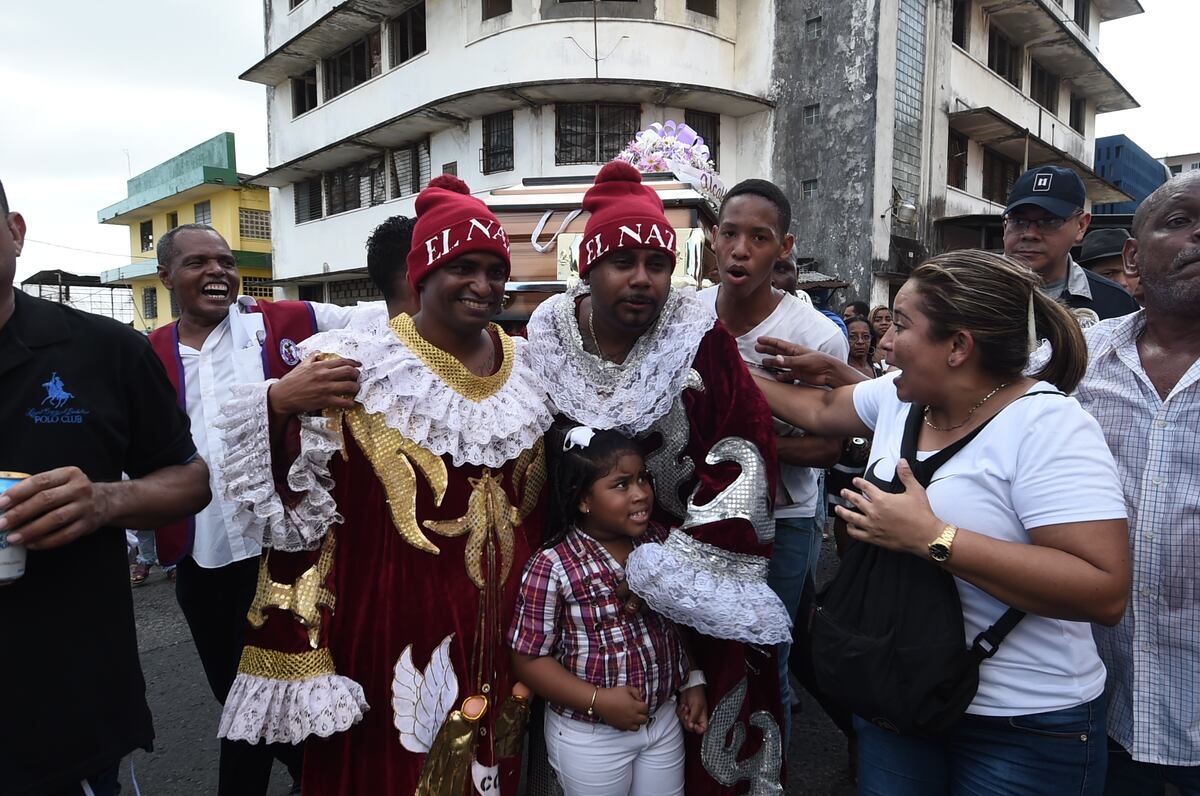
[1071,307,1101,329]
[27,372,90,425]
[1033,173,1054,192]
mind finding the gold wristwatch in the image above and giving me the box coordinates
[928,523,958,563]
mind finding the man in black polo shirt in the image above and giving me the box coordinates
[0,179,211,795]
[1003,165,1139,327]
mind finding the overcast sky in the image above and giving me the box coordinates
[2,0,1194,283]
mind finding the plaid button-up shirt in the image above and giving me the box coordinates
[509,524,689,723]
[1079,311,1200,766]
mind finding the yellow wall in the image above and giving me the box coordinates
[116,184,274,332]
[124,185,272,264]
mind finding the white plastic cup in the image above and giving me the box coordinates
[0,472,29,585]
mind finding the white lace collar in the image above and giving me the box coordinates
[525,283,715,435]
[297,310,552,468]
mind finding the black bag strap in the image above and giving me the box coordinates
[897,389,1068,659]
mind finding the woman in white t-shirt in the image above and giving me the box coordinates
[754,250,1129,796]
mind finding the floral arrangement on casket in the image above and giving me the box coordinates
[616,120,726,208]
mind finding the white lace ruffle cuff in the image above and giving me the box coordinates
[218,381,344,552]
[218,671,369,745]
[626,530,792,646]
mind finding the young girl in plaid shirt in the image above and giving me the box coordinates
[510,426,708,796]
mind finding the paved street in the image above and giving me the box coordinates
[119,536,855,795]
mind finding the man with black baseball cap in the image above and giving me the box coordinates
[1078,227,1137,297]
[1003,164,1138,326]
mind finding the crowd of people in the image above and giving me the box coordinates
[0,157,1197,796]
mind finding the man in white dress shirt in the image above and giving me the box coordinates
[149,224,363,794]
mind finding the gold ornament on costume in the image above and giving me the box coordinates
[343,405,450,555]
[247,531,337,649]
[389,313,514,402]
[415,695,489,796]
[493,693,531,760]
[238,646,337,681]
[424,470,519,590]
[511,439,547,522]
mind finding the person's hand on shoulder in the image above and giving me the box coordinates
[755,336,868,388]
[268,353,362,417]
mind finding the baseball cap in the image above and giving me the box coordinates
[1004,165,1087,219]
[1077,228,1131,265]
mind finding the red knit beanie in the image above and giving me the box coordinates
[406,175,511,289]
[579,160,677,276]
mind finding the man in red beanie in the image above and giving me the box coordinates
[215,175,553,795]
[525,160,788,794]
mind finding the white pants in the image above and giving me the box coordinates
[544,699,685,796]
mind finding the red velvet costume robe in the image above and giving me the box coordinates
[525,285,788,795]
[217,312,553,796]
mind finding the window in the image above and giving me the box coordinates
[390,4,426,67]
[289,0,305,8]
[684,109,720,169]
[139,220,154,252]
[170,291,181,319]
[142,287,158,320]
[801,179,818,199]
[390,140,432,198]
[805,16,823,40]
[292,68,319,116]
[324,31,382,99]
[686,0,717,16]
[947,129,968,190]
[952,0,969,49]
[325,157,386,216]
[194,200,212,225]
[555,103,641,165]
[1192,162,1200,171]
[988,26,1021,88]
[483,0,511,19]
[239,208,272,240]
[982,148,1020,204]
[1073,0,1090,34]
[1069,93,1086,134]
[442,161,458,176]
[802,103,821,126]
[1115,145,1124,158]
[294,178,323,223]
[1169,164,1182,176]
[481,111,515,174]
[242,277,275,299]
[167,212,178,230]
[1030,60,1059,114]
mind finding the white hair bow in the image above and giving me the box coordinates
[562,426,596,452]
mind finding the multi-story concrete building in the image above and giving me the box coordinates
[244,0,772,302]
[1092,134,1168,215]
[247,0,1140,305]
[1161,152,1200,178]
[98,133,274,332]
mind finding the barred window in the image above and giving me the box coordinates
[194,200,212,225]
[803,103,821,126]
[142,287,158,320]
[684,110,719,170]
[390,140,432,198]
[982,147,1020,204]
[241,277,275,299]
[802,179,819,199]
[292,68,318,116]
[139,220,154,252]
[239,208,272,240]
[806,16,823,40]
[1030,60,1059,115]
[988,26,1021,88]
[947,129,968,190]
[324,31,382,99]
[167,212,179,230]
[482,111,514,174]
[555,103,641,165]
[326,158,386,216]
[170,291,181,318]
[294,177,323,223]
[389,3,426,68]
[483,0,511,19]
[327,277,383,306]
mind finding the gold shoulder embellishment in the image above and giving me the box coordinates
[247,532,337,649]
[389,313,515,402]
